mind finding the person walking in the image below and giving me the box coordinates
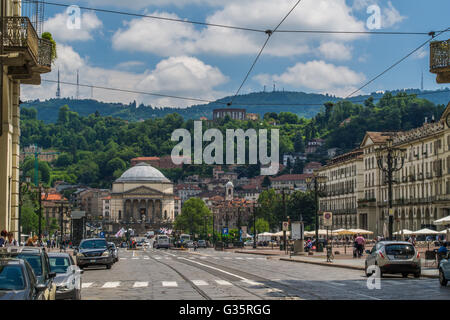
[0,230,7,247]
[5,232,17,247]
[355,234,366,258]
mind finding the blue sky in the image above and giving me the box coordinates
[21,0,450,108]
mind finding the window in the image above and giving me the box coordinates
[49,257,70,274]
[0,265,25,291]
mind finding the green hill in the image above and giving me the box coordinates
[22,88,450,123]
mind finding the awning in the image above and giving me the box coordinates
[433,215,450,226]
[393,229,413,235]
[411,228,439,235]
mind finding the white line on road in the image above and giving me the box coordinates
[102,282,121,288]
[82,282,93,288]
[162,281,178,287]
[192,280,208,286]
[143,257,150,260]
[242,279,264,286]
[215,280,232,286]
[120,258,127,260]
[133,282,149,288]
[235,257,244,260]
[132,257,139,260]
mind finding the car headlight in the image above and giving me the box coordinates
[102,251,110,257]
[58,279,75,291]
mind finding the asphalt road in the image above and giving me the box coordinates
[79,247,450,300]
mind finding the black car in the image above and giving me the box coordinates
[0,258,48,300]
[74,238,114,269]
[0,247,57,300]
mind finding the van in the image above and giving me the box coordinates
[154,235,170,249]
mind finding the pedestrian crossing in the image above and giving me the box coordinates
[81,279,258,289]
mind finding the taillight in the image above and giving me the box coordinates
[378,251,385,259]
[417,252,420,259]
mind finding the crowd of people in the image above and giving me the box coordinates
[0,230,18,247]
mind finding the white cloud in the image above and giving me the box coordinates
[84,0,224,10]
[317,42,352,61]
[21,46,228,108]
[381,1,406,28]
[112,0,366,57]
[44,11,102,42]
[116,61,146,70]
[413,46,428,60]
[254,60,365,96]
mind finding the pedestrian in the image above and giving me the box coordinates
[408,234,416,246]
[352,234,358,258]
[26,237,34,246]
[5,232,17,247]
[355,234,365,258]
[0,230,7,247]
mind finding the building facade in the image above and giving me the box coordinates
[317,104,450,235]
[317,149,363,230]
[213,108,246,121]
[0,0,52,237]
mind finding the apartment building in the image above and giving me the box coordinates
[317,103,450,236]
[317,149,363,230]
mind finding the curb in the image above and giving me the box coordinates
[235,250,286,256]
[279,258,439,278]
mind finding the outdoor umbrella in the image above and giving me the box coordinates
[336,229,356,236]
[433,215,450,226]
[348,228,374,235]
[273,231,291,237]
[393,229,412,235]
[411,228,439,235]
[439,228,450,234]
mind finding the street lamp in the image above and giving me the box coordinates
[252,202,260,249]
[306,174,327,246]
[375,137,406,240]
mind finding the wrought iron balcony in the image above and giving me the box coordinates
[430,39,450,83]
[1,16,52,84]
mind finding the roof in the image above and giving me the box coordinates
[102,196,112,200]
[270,174,313,181]
[365,132,395,144]
[41,193,66,201]
[304,162,322,169]
[47,252,71,258]
[115,162,170,183]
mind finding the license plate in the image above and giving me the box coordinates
[90,259,96,263]
[394,255,407,259]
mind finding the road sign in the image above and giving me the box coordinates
[323,212,333,227]
[389,208,394,216]
[282,221,289,231]
[222,227,228,235]
[291,221,304,240]
[99,232,105,238]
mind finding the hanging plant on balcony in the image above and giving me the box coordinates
[41,32,57,62]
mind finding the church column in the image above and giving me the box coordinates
[145,199,149,222]
[151,200,155,223]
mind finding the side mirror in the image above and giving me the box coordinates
[48,272,56,279]
[35,284,47,292]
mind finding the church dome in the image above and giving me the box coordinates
[226,181,234,188]
[116,162,170,183]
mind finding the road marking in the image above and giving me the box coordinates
[224,257,232,260]
[132,257,139,260]
[102,282,120,288]
[192,280,208,286]
[235,257,244,260]
[82,282,93,288]
[256,258,265,260]
[155,257,162,260]
[246,257,254,260]
[133,282,149,288]
[213,257,220,259]
[328,282,346,287]
[162,281,178,287]
[242,279,264,286]
[143,256,150,260]
[200,257,207,259]
[215,280,232,286]
[120,258,127,260]
[178,257,248,281]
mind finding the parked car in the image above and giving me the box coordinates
[185,241,195,248]
[0,247,57,300]
[197,240,207,248]
[244,240,254,247]
[74,238,114,270]
[365,241,421,278]
[439,252,450,286]
[48,252,83,300]
[108,242,119,263]
[0,258,47,300]
[154,235,170,249]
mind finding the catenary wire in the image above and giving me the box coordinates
[345,27,450,99]
[230,0,304,104]
[40,1,439,36]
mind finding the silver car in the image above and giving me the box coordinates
[439,252,450,286]
[48,253,83,300]
[365,241,421,278]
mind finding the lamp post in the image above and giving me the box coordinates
[306,174,327,249]
[375,137,406,240]
[252,201,260,249]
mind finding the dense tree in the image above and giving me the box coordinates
[174,198,212,235]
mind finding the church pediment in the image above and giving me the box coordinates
[123,186,164,196]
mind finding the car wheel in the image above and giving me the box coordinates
[439,269,448,286]
[106,264,112,269]
[402,273,408,278]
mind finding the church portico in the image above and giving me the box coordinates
[110,163,175,229]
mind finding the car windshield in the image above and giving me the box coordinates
[16,254,42,276]
[0,265,25,291]
[80,240,108,249]
[385,244,415,256]
[49,257,70,274]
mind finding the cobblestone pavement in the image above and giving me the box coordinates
[79,247,450,300]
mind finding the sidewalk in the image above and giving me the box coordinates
[234,248,439,278]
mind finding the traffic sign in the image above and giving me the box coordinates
[222,227,229,235]
[323,212,333,227]
[99,232,105,238]
[282,221,289,231]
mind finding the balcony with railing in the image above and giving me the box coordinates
[430,39,450,83]
[1,16,52,85]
